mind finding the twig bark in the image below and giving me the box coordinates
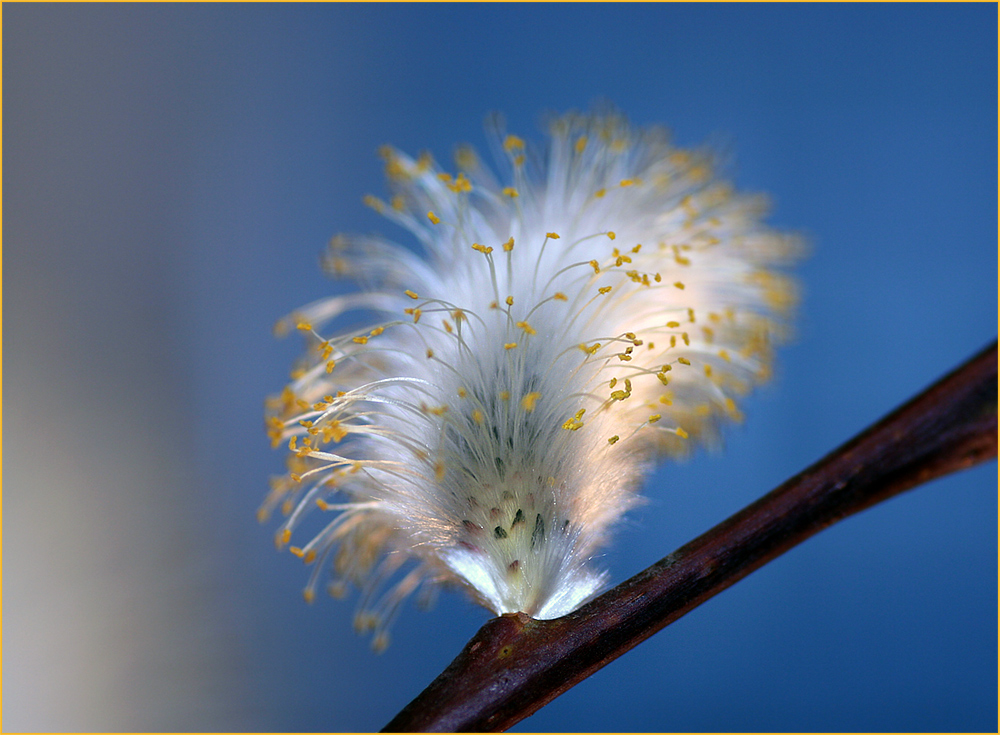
[384,340,997,733]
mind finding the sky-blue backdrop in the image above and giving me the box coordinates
[5,3,996,732]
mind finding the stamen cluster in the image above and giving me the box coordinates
[262,112,799,650]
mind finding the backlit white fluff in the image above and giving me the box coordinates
[262,111,799,650]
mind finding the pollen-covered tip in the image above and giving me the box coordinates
[264,109,800,646]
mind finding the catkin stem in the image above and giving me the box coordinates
[383,340,997,733]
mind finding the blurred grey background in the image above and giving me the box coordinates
[4,4,996,731]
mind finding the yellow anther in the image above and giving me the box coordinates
[617,353,632,362]
[448,172,473,193]
[288,436,298,451]
[610,390,628,401]
[505,295,514,306]
[370,326,384,337]
[443,319,453,333]
[452,308,465,322]
[608,435,619,445]
[579,342,601,355]
[472,243,493,254]
[499,391,510,401]
[674,281,685,290]
[289,546,305,558]
[648,414,661,423]
[504,342,518,350]
[666,321,680,328]
[688,307,696,322]
[455,145,477,169]
[624,378,632,392]
[472,409,484,424]
[620,178,636,187]
[661,364,672,372]
[546,231,560,239]
[303,588,316,604]
[589,260,601,274]
[561,408,586,431]
[412,308,422,323]
[296,321,313,331]
[631,244,642,253]
[678,357,691,365]
[682,332,690,345]
[426,349,434,359]
[575,135,588,154]
[689,164,710,182]
[363,194,384,212]
[609,377,618,389]
[316,498,330,511]
[516,321,536,335]
[437,172,453,183]
[457,386,467,398]
[427,211,441,224]
[353,335,369,345]
[435,461,446,481]
[502,187,519,198]
[598,286,612,295]
[503,134,525,152]
[676,427,689,439]
[280,528,292,545]
[704,364,713,377]
[405,289,419,299]
[326,360,337,373]
[718,349,731,362]
[657,372,669,386]
[607,231,616,240]
[681,195,698,218]
[553,292,567,301]
[625,332,636,340]
[654,273,662,282]
[391,195,405,212]
[521,392,541,412]
[594,188,606,198]
[513,154,525,167]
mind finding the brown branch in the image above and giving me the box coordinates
[383,340,997,733]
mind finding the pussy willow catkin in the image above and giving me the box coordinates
[262,111,799,650]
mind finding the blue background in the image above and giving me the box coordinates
[4,4,996,731]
